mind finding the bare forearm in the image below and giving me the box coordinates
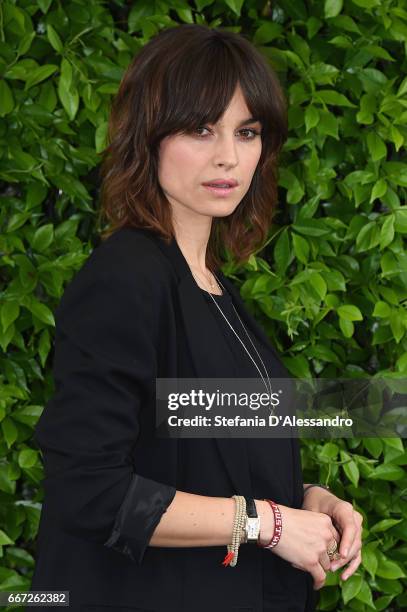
[149,491,274,548]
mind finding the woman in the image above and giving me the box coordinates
[31,24,363,612]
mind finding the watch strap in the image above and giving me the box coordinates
[244,497,258,517]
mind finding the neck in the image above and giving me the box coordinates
[172,215,213,274]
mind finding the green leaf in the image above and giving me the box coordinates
[341,573,362,604]
[18,449,38,469]
[383,161,407,187]
[292,232,310,264]
[355,580,375,608]
[362,543,378,578]
[367,132,387,162]
[339,317,354,338]
[1,300,20,332]
[325,0,343,18]
[279,0,307,20]
[253,22,282,44]
[224,0,244,15]
[369,463,405,481]
[95,121,108,154]
[390,311,405,343]
[363,438,382,458]
[305,105,319,132]
[376,552,406,579]
[26,299,55,327]
[0,529,14,546]
[321,269,346,291]
[283,355,311,378]
[356,221,380,251]
[307,344,340,364]
[308,272,327,300]
[0,464,16,495]
[32,224,54,252]
[274,228,291,274]
[381,251,400,276]
[371,518,403,533]
[397,75,407,97]
[1,418,18,448]
[12,405,43,428]
[374,595,396,611]
[343,459,359,486]
[291,219,330,237]
[372,301,391,318]
[395,209,407,233]
[319,442,339,460]
[370,178,387,203]
[317,110,339,138]
[351,0,381,8]
[315,90,356,107]
[46,24,63,53]
[17,31,36,56]
[390,125,403,152]
[382,437,404,451]
[25,64,58,90]
[60,58,72,90]
[380,215,395,250]
[58,80,79,121]
[0,79,14,116]
[337,305,363,321]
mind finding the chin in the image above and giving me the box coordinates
[201,201,241,218]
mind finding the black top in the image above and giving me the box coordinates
[193,285,317,611]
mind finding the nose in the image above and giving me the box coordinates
[212,134,238,168]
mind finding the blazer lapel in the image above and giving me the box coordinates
[139,229,253,496]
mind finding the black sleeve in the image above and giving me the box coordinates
[34,242,176,565]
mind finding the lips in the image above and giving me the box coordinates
[202,179,238,188]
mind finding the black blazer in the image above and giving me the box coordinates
[31,226,315,612]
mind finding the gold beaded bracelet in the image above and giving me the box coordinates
[221,495,246,567]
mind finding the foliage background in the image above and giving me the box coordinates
[0,0,406,610]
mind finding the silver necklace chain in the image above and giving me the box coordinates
[190,269,275,412]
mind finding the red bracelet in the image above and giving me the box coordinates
[256,499,282,549]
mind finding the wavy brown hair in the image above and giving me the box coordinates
[97,23,288,271]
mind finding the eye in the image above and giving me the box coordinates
[239,128,261,140]
[194,126,211,137]
[191,126,262,139]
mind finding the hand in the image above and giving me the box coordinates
[302,488,364,582]
[257,501,341,590]
[326,500,364,582]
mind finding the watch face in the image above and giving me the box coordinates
[247,517,261,540]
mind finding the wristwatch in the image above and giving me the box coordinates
[243,497,261,544]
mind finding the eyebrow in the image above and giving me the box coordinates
[237,117,261,127]
[204,117,262,129]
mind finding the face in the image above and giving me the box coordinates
[157,85,262,225]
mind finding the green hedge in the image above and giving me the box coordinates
[0,1,406,610]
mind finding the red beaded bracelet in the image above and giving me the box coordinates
[256,499,282,549]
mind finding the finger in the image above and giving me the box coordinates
[331,533,361,572]
[331,524,362,573]
[319,551,331,572]
[331,525,341,543]
[339,511,362,559]
[341,550,362,581]
[312,564,326,590]
[338,518,357,558]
